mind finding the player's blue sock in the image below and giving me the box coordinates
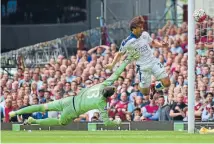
[155,81,164,91]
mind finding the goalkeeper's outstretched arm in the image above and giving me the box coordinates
[98,99,120,126]
[103,58,130,86]
[103,46,140,86]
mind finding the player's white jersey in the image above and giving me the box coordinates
[119,31,157,66]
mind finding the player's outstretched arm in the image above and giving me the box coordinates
[151,39,169,48]
[103,59,129,86]
[104,52,123,70]
[103,47,139,86]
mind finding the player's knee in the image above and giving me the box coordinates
[161,78,171,87]
[139,83,150,95]
[60,122,67,126]
[141,89,150,95]
[138,87,150,95]
[59,119,69,126]
[59,120,67,126]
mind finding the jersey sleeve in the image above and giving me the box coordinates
[141,31,153,43]
[119,38,135,54]
[98,99,117,126]
[119,42,127,54]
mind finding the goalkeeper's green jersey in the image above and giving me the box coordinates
[73,58,132,125]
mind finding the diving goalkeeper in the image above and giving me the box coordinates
[9,48,139,126]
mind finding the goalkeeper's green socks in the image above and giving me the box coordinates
[15,105,46,115]
[28,117,61,126]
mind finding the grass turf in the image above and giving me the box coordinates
[1,130,214,143]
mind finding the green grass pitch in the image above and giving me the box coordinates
[1,130,214,143]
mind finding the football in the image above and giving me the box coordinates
[193,9,207,23]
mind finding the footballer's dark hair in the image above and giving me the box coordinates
[129,16,145,31]
[103,86,116,98]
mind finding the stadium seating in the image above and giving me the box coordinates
[1,15,214,123]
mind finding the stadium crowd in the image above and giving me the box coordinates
[1,17,214,123]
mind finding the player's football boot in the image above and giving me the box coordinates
[9,111,16,118]
[155,81,165,91]
[27,117,36,125]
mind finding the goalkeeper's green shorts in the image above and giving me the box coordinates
[47,96,78,125]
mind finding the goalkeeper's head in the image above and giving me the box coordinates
[103,86,116,98]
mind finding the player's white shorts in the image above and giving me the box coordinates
[136,60,168,88]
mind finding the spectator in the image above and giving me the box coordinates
[66,68,76,82]
[38,89,46,104]
[71,81,79,94]
[170,43,183,55]
[170,93,187,121]
[44,91,51,102]
[19,72,31,87]
[158,96,171,121]
[141,97,159,121]
[91,112,101,121]
[108,92,118,119]
[133,108,142,121]
[32,72,42,90]
[115,92,129,121]
[202,106,214,121]
[2,18,214,123]
[194,90,204,121]
[129,83,143,103]
[3,99,13,123]
[128,96,143,118]
[124,78,133,94]
[64,82,72,96]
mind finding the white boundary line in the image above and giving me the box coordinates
[2,143,214,144]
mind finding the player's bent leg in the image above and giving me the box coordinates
[59,118,71,126]
[10,99,64,118]
[9,104,46,118]
[138,86,150,95]
[155,77,170,91]
[138,83,150,95]
[137,67,151,95]
[152,62,170,91]
[58,111,76,126]
[58,99,78,125]
[46,99,64,111]
[160,76,171,88]
[26,99,74,126]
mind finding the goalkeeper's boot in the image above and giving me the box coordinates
[9,111,16,118]
[199,127,208,134]
[27,117,36,125]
